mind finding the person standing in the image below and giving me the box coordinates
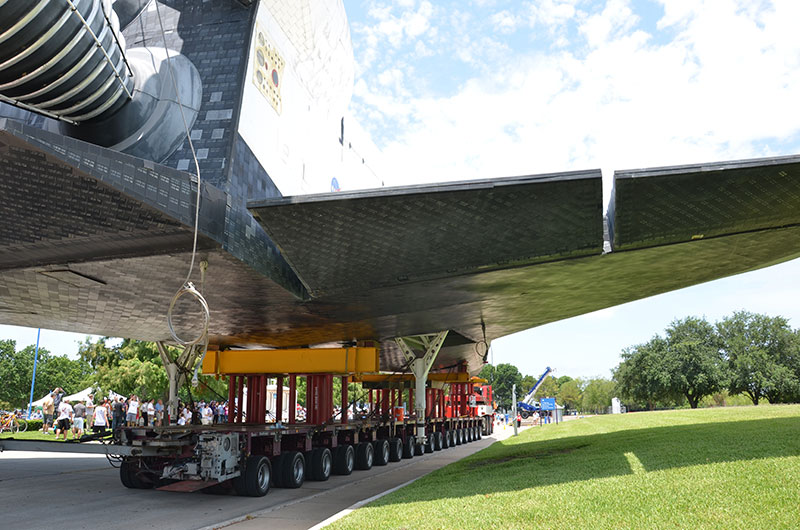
[55,399,73,441]
[85,394,95,429]
[126,395,139,427]
[140,397,149,426]
[154,399,164,426]
[72,400,86,439]
[201,402,213,425]
[41,392,55,434]
[93,399,110,433]
[52,387,64,413]
[146,399,155,427]
[112,397,125,431]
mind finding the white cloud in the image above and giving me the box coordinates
[350,0,800,211]
[490,10,522,34]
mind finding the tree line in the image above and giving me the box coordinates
[614,311,800,409]
[478,363,615,414]
[0,337,225,410]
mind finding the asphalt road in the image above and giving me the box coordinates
[0,426,518,530]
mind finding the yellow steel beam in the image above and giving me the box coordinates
[202,347,379,375]
[350,372,472,384]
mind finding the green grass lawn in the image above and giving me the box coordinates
[329,405,800,530]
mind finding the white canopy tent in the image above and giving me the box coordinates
[62,386,94,403]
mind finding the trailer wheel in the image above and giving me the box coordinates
[442,431,450,449]
[401,436,415,459]
[333,445,355,475]
[309,448,332,481]
[388,438,403,462]
[521,411,530,419]
[433,432,443,451]
[119,460,136,489]
[120,460,153,489]
[455,429,462,445]
[476,425,482,439]
[414,441,424,456]
[373,439,390,466]
[234,455,271,497]
[280,451,305,489]
[270,454,285,488]
[355,442,374,470]
[423,436,434,454]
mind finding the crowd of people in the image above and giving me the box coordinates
[36,388,231,437]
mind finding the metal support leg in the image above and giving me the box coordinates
[157,341,200,424]
[394,331,448,445]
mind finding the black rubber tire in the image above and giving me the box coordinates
[309,447,332,481]
[279,451,304,489]
[355,442,374,470]
[401,436,415,459]
[455,429,463,445]
[476,425,482,439]
[388,438,403,462]
[270,453,285,488]
[521,410,530,419]
[120,460,153,489]
[441,430,450,449]
[373,439,390,466]
[424,436,434,454]
[119,460,136,489]
[433,432,442,451]
[333,445,355,475]
[466,427,473,442]
[235,455,271,497]
[414,442,424,456]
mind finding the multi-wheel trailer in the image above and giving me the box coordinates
[2,342,495,498]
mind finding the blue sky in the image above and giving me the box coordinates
[3,0,800,382]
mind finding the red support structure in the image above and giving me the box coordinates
[275,376,283,423]
[369,389,373,414]
[409,388,414,416]
[236,376,244,423]
[227,375,236,424]
[341,376,348,424]
[288,375,296,424]
[381,388,390,417]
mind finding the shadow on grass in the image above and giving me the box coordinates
[374,416,800,505]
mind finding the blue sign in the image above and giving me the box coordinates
[540,398,556,411]
[330,177,341,192]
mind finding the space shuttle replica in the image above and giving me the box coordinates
[2,0,800,379]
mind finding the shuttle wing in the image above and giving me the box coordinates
[2,118,800,373]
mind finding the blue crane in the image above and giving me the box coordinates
[516,366,552,418]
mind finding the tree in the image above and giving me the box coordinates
[0,339,93,408]
[717,311,799,405]
[663,317,727,409]
[95,357,168,399]
[581,378,615,413]
[533,375,559,399]
[556,375,573,387]
[557,378,583,410]
[77,336,121,369]
[483,363,522,409]
[614,337,675,409]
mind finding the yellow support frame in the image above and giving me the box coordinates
[202,347,379,375]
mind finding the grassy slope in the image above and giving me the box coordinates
[330,405,800,530]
